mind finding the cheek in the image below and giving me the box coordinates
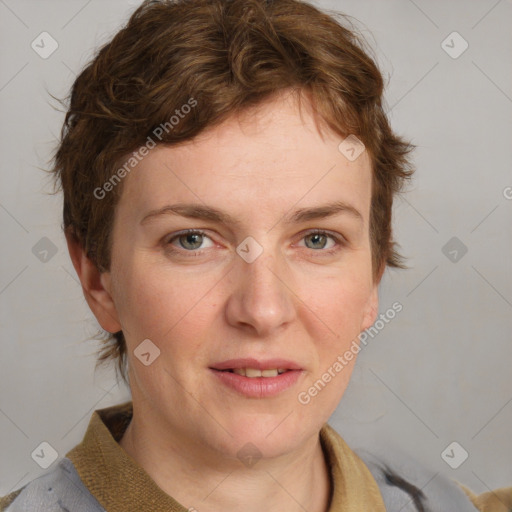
[112,258,215,346]
[304,266,373,340]
[297,274,371,417]
[112,244,373,350]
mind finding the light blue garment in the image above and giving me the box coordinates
[355,448,479,511]
[4,451,478,511]
[3,458,105,512]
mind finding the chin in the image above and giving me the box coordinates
[214,414,310,460]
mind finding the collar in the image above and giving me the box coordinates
[66,401,385,511]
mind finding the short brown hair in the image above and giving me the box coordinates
[48,0,414,384]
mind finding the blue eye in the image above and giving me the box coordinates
[164,229,344,257]
[166,230,213,252]
[301,231,337,251]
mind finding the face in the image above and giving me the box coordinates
[98,91,379,462]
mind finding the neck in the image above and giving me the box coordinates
[119,412,331,512]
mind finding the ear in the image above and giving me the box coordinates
[65,230,122,334]
[361,281,379,332]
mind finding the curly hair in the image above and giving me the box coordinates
[48,0,414,384]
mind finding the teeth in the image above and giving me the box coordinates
[231,368,288,378]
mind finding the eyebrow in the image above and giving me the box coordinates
[140,200,363,227]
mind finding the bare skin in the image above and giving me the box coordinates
[67,89,380,512]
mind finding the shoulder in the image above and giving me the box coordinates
[0,458,105,512]
[355,446,485,512]
[459,484,512,512]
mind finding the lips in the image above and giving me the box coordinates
[210,358,303,372]
[210,357,302,371]
[210,359,304,398]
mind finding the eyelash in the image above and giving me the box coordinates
[164,229,345,257]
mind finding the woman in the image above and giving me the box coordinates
[1,0,509,510]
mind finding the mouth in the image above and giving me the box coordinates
[209,358,304,397]
[216,368,289,377]
[210,357,303,374]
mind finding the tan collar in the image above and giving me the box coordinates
[320,423,386,511]
[66,401,385,512]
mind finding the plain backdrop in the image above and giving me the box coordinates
[1,0,511,498]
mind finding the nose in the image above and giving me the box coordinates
[224,247,296,338]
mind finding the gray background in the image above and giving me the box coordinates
[1,0,511,499]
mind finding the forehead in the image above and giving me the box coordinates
[116,92,372,226]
